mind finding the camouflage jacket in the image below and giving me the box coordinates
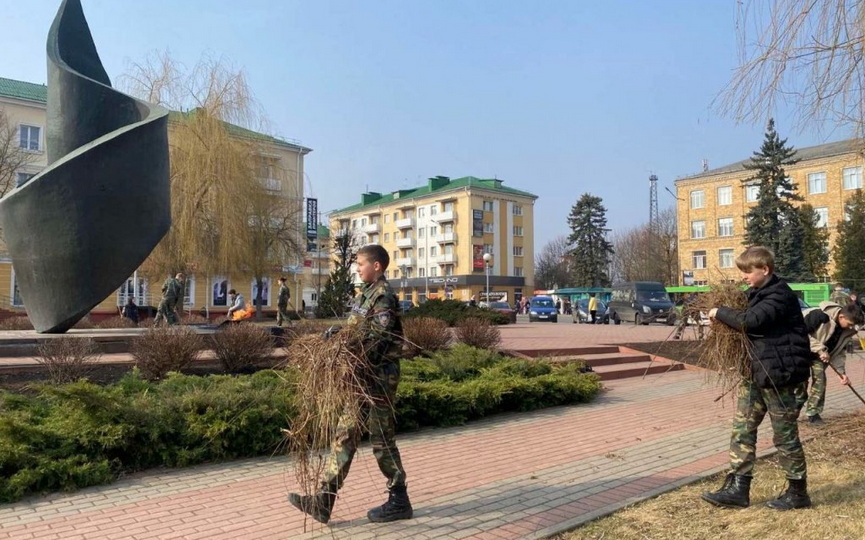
[347,276,403,364]
[161,278,183,301]
[278,284,290,306]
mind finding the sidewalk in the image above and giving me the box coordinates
[1,329,863,539]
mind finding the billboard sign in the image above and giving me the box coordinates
[306,198,318,239]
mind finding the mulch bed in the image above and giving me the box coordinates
[620,340,705,368]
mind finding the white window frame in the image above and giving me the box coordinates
[690,220,706,239]
[514,267,524,277]
[212,276,230,307]
[719,249,735,269]
[690,190,705,209]
[430,246,437,257]
[418,207,425,217]
[15,172,35,187]
[430,205,437,215]
[745,184,760,202]
[843,166,863,190]
[182,275,195,306]
[513,226,523,236]
[430,266,438,277]
[718,217,734,237]
[513,205,523,215]
[117,275,149,306]
[717,186,732,206]
[484,223,494,233]
[808,172,827,194]
[692,251,707,270]
[513,246,523,256]
[19,124,41,152]
[482,201,494,212]
[815,207,829,228]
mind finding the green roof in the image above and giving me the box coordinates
[0,77,48,104]
[303,222,330,238]
[332,176,538,214]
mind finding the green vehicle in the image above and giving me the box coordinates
[666,283,832,308]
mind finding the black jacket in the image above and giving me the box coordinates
[715,275,811,389]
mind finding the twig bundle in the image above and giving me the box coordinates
[693,283,752,395]
[282,327,377,496]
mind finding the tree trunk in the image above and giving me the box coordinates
[255,276,264,321]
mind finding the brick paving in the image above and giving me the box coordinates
[1,323,863,539]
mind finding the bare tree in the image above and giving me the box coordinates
[0,109,36,199]
[720,1,865,134]
[610,208,678,285]
[120,51,301,298]
[534,235,572,289]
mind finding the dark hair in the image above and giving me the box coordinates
[228,289,237,295]
[841,303,865,326]
[278,276,286,282]
[357,244,390,270]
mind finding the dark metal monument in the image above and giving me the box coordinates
[0,0,170,333]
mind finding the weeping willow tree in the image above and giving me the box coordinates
[119,51,302,315]
[720,1,865,135]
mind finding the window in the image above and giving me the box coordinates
[418,228,425,238]
[718,217,734,237]
[843,166,863,190]
[513,205,523,215]
[484,223,494,233]
[690,220,706,239]
[444,244,454,255]
[183,276,196,306]
[513,226,523,236]
[11,271,24,307]
[483,244,494,254]
[815,207,829,228]
[393,212,399,221]
[717,186,732,206]
[212,277,229,306]
[393,250,398,260]
[384,214,390,223]
[418,268,425,277]
[444,265,454,276]
[361,217,367,226]
[430,246,437,257]
[15,172,35,187]
[430,226,438,236]
[513,246,523,256]
[384,233,390,242]
[405,268,413,278]
[482,201,494,211]
[371,216,379,224]
[514,267,523,277]
[117,276,148,306]
[418,207,425,217]
[430,266,438,277]
[418,247,425,258]
[719,249,735,268]
[394,231,400,240]
[430,205,437,215]
[19,125,40,151]
[690,190,705,209]
[745,184,760,202]
[443,201,454,212]
[443,223,454,233]
[692,251,707,269]
[261,178,281,191]
[371,234,379,243]
[351,219,357,229]
[808,172,827,194]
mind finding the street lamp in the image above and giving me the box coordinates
[483,252,493,306]
[400,264,408,301]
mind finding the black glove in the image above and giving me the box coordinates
[323,325,340,340]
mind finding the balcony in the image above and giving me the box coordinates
[396,237,416,248]
[361,222,380,234]
[435,232,457,243]
[436,210,455,222]
[306,250,331,259]
[395,217,415,229]
[395,257,415,268]
[436,253,458,264]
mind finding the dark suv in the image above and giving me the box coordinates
[607,282,675,325]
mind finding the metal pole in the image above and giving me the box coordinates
[485,264,490,305]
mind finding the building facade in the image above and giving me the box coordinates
[330,176,537,305]
[301,223,330,311]
[676,139,864,284]
[0,76,311,319]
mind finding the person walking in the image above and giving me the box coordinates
[588,293,598,324]
[702,246,813,511]
[276,277,291,327]
[121,297,139,325]
[288,244,412,524]
[153,273,185,326]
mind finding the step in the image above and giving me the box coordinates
[592,360,685,381]
[508,345,620,358]
[547,352,653,367]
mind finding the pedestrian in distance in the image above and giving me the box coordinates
[830,283,850,306]
[796,301,864,425]
[121,297,139,325]
[153,272,185,326]
[226,289,246,319]
[276,276,291,326]
[588,293,598,324]
[288,244,412,525]
[702,246,813,511]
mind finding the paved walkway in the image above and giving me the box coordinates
[1,325,863,539]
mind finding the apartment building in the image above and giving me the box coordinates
[301,223,330,310]
[329,175,537,305]
[676,139,864,284]
[0,76,312,318]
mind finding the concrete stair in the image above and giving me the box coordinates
[507,345,687,381]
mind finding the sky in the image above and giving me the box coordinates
[0,0,847,249]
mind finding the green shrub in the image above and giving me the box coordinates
[403,299,509,326]
[0,346,599,503]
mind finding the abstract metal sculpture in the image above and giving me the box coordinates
[0,0,170,333]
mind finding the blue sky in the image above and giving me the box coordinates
[1,0,845,248]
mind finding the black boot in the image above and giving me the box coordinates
[288,491,336,524]
[367,484,413,522]
[700,473,751,508]
[766,478,812,510]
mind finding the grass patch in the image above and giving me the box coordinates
[560,411,865,540]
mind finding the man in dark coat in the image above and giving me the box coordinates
[702,246,813,511]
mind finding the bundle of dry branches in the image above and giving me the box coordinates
[283,327,377,497]
[693,283,752,395]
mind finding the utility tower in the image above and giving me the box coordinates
[649,174,659,233]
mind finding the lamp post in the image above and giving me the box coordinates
[400,264,408,301]
[483,252,493,305]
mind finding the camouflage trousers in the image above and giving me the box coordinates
[321,361,407,492]
[276,304,291,326]
[153,298,178,326]
[794,358,828,418]
[729,380,808,479]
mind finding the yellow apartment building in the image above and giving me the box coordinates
[301,223,331,311]
[0,76,312,320]
[676,139,864,285]
[329,176,538,305]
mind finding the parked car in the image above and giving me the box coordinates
[398,300,415,313]
[572,298,611,324]
[487,301,518,324]
[608,282,676,325]
[529,295,558,323]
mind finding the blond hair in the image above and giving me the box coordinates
[735,246,774,272]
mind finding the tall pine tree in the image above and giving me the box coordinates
[567,193,614,287]
[833,189,865,289]
[742,118,807,279]
[798,203,829,280]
